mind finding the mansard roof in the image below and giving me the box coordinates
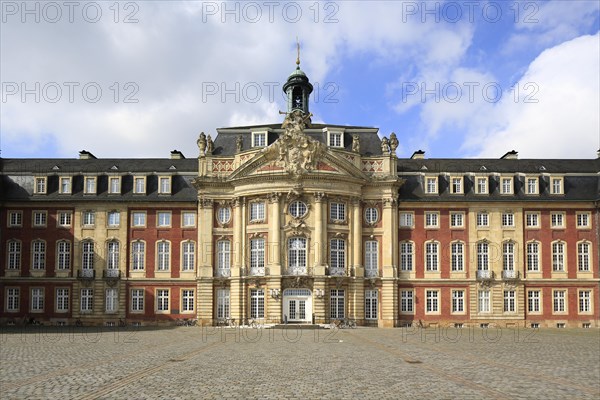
[397,158,600,174]
[213,123,383,157]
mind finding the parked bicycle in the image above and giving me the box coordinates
[242,318,261,328]
[177,318,198,327]
[331,318,357,329]
[118,318,127,327]
[217,318,237,327]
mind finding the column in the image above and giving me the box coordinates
[352,197,362,277]
[268,193,281,275]
[313,192,326,275]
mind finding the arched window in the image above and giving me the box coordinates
[56,240,71,270]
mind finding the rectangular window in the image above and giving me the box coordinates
[399,212,414,228]
[217,240,231,274]
[132,211,146,227]
[56,288,69,312]
[452,290,464,313]
[330,202,345,222]
[82,241,94,270]
[576,213,590,228]
[450,177,462,194]
[501,177,513,194]
[250,239,265,270]
[526,177,538,194]
[526,242,540,271]
[182,241,195,271]
[6,288,20,312]
[105,288,118,313]
[157,211,172,227]
[131,241,145,270]
[107,241,119,270]
[250,202,266,222]
[250,289,265,318]
[425,177,437,194]
[216,288,230,319]
[328,131,343,147]
[502,212,514,227]
[551,212,565,228]
[426,290,439,313]
[34,177,47,194]
[182,212,196,228]
[109,177,121,194]
[330,289,345,319]
[107,211,120,227]
[553,290,566,313]
[252,132,266,147]
[131,289,144,312]
[59,177,72,194]
[82,210,95,226]
[7,241,22,269]
[365,290,378,320]
[8,211,22,227]
[157,289,170,312]
[477,242,489,271]
[56,241,71,270]
[528,290,541,313]
[577,242,590,271]
[451,242,464,271]
[476,177,488,194]
[450,212,464,228]
[288,237,307,273]
[81,288,93,312]
[58,211,72,227]
[133,177,146,194]
[330,239,345,270]
[551,177,563,195]
[476,212,489,227]
[504,290,516,313]
[31,240,46,269]
[31,288,44,312]
[425,242,439,271]
[425,212,439,228]
[364,240,378,274]
[478,290,490,313]
[32,211,47,227]
[525,212,539,228]
[157,241,171,271]
[84,176,96,194]
[552,242,565,272]
[400,242,413,271]
[579,291,591,313]
[182,290,194,312]
[158,176,171,194]
[503,242,515,271]
[400,290,414,313]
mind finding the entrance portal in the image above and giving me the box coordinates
[282,289,312,323]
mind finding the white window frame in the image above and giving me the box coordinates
[425,176,438,194]
[450,212,464,228]
[475,177,488,194]
[551,212,565,229]
[526,177,538,195]
[330,289,345,319]
[56,288,69,312]
[108,176,121,194]
[288,237,307,272]
[251,131,267,148]
[158,176,172,195]
[107,211,120,228]
[476,211,489,228]
[56,240,71,270]
[365,290,378,320]
[250,288,265,318]
[34,177,47,194]
[84,176,97,194]
[450,241,464,272]
[525,212,540,228]
[182,211,196,228]
[577,241,591,272]
[364,240,378,274]
[501,212,515,228]
[217,240,231,275]
[477,241,489,271]
[82,210,95,227]
[527,290,541,313]
[526,241,540,272]
[80,288,93,313]
[131,241,145,271]
[400,241,414,272]
[59,176,72,194]
[8,211,22,227]
[6,288,20,312]
[451,290,465,314]
[81,240,94,270]
[57,211,72,227]
[503,241,515,271]
[425,290,439,314]
[156,289,170,313]
[504,290,516,313]
[181,241,195,271]
[157,211,172,228]
[7,240,22,270]
[424,211,439,229]
[399,212,414,228]
[327,130,344,148]
[552,241,565,272]
[425,241,439,272]
[249,202,266,222]
[133,176,146,194]
[31,288,44,312]
[131,289,144,312]
[106,241,120,270]
[576,212,591,229]
[105,288,118,313]
[478,290,490,313]
[181,289,195,313]
[132,211,146,227]
[550,177,563,195]
[330,202,346,222]
[400,290,414,314]
[250,238,265,270]
[156,241,171,271]
[217,207,231,224]
[32,210,47,227]
[450,176,463,194]
[578,290,592,314]
[500,177,513,195]
[364,207,378,224]
[216,288,230,319]
[552,290,566,314]
[330,239,346,270]
[31,240,46,270]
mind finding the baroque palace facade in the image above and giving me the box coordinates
[1,63,599,329]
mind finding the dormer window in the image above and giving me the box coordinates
[84,176,96,194]
[425,177,438,194]
[108,177,121,194]
[252,132,267,148]
[59,177,72,194]
[551,177,563,195]
[450,176,463,194]
[324,128,344,148]
[475,177,488,194]
[526,177,538,195]
[34,177,47,194]
[158,176,171,195]
[133,176,146,194]
[500,177,513,195]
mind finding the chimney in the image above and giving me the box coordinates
[79,150,97,159]
[411,150,425,159]
[170,150,185,159]
[501,150,518,160]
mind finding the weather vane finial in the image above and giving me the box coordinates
[296,37,300,66]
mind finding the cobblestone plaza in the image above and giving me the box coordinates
[1,325,598,399]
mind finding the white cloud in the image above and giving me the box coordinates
[463,33,600,159]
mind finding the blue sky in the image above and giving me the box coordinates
[1,1,599,159]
